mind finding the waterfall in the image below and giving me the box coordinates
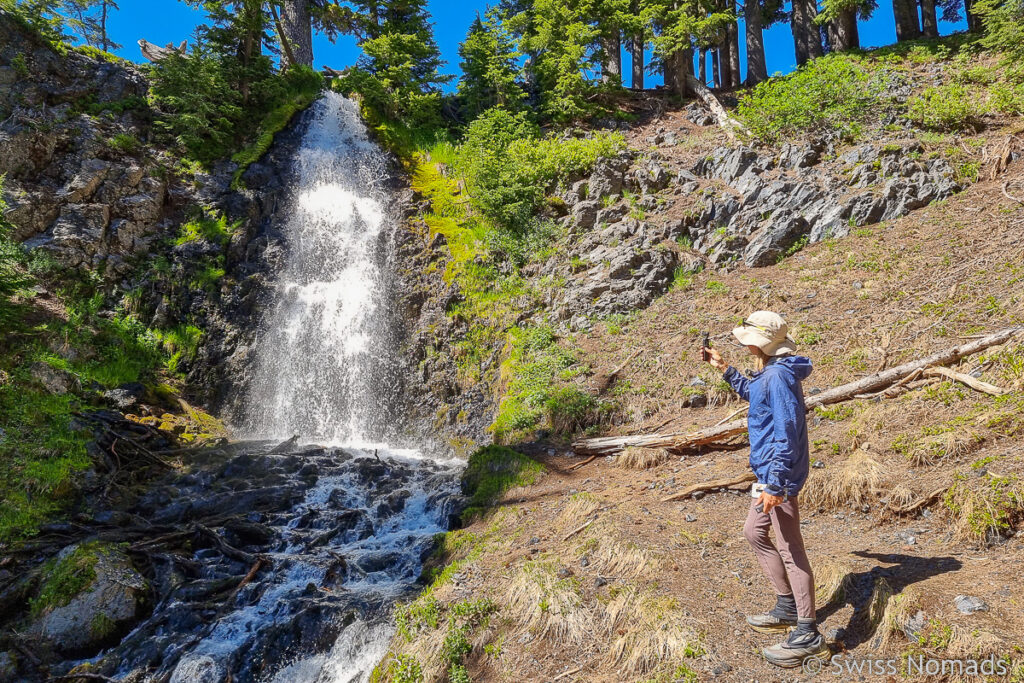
[158,93,460,683]
[241,91,403,446]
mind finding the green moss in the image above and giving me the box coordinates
[90,612,117,639]
[231,71,325,189]
[29,542,103,617]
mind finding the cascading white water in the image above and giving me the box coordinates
[165,93,461,683]
[241,91,401,445]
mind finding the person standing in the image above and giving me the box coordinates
[704,310,829,668]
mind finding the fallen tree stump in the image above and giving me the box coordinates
[661,472,756,502]
[573,326,1023,456]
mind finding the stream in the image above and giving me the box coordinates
[108,93,461,682]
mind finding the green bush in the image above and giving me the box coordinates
[107,133,139,154]
[737,53,893,142]
[458,107,624,232]
[906,84,984,131]
[989,81,1024,115]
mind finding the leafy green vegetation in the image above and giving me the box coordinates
[738,54,894,142]
[906,84,984,131]
[175,211,237,246]
[492,326,599,442]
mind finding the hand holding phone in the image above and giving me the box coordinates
[701,332,711,362]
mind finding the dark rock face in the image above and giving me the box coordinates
[683,139,961,267]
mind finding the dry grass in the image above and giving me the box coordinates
[802,449,887,510]
[942,471,1024,544]
[814,561,855,608]
[907,430,983,467]
[888,483,916,509]
[876,585,921,651]
[505,559,592,646]
[617,446,671,470]
[590,534,663,578]
[947,625,1005,659]
[862,576,894,633]
[603,587,703,677]
[558,491,602,524]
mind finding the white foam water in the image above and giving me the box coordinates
[241,91,402,445]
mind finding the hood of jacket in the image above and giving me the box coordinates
[763,354,813,381]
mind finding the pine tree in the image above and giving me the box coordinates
[61,0,120,51]
[332,0,450,126]
[514,0,599,122]
[457,8,523,117]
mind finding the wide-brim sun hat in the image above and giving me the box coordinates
[732,310,797,357]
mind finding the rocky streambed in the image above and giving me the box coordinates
[0,440,462,682]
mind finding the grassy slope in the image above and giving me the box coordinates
[373,39,1024,682]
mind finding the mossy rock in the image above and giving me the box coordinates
[31,542,147,655]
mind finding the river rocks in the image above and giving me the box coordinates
[32,544,146,655]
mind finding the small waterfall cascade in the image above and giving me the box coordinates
[241,91,402,446]
[151,93,461,682]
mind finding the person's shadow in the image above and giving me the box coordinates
[816,550,963,650]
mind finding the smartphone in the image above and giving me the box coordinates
[701,332,711,361]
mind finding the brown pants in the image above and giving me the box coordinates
[743,497,816,619]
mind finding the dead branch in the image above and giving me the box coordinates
[1001,181,1024,205]
[661,472,756,502]
[573,327,1023,456]
[889,486,948,515]
[568,455,599,471]
[922,366,1008,396]
[595,348,643,392]
[562,519,595,542]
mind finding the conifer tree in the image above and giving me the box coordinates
[457,8,524,117]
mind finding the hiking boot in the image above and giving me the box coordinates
[746,612,798,633]
[762,628,831,668]
[746,594,798,633]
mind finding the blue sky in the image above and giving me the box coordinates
[106,1,966,89]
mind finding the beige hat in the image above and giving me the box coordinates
[732,311,797,357]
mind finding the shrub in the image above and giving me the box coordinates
[989,81,1024,116]
[458,107,624,232]
[107,133,139,154]
[738,53,893,142]
[906,84,985,131]
[976,0,1024,66]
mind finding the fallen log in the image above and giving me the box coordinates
[573,326,1023,456]
[661,472,756,502]
[683,73,750,142]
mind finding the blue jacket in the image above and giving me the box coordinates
[724,355,813,497]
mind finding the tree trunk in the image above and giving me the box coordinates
[100,0,109,52]
[745,0,767,85]
[893,0,921,42]
[965,0,982,31]
[728,14,741,88]
[920,0,939,37]
[711,48,721,89]
[828,8,860,52]
[281,0,313,68]
[791,0,809,66]
[664,51,678,95]
[679,46,694,97]
[601,31,622,84]
[804,0,824,59]
[698,48,707,86]
[631,32,644,90]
